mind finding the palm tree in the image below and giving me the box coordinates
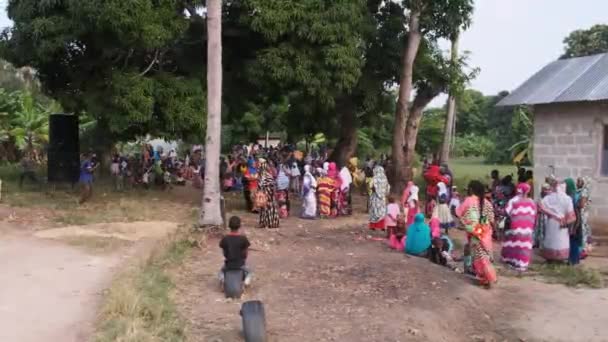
[199,0,224,226]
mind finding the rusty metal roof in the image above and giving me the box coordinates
[497,53,608,106]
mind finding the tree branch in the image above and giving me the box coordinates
[123,48,134,69]
[138,50,159,77]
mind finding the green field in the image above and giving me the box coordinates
[413,158,515,192]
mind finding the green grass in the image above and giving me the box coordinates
[448,158,516,190]
[95,231,195,342]
[411,158,514,196]
[527,264,605,289]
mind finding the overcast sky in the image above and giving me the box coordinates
[0,0,606,99]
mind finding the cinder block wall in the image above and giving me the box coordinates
[533,101,607,222]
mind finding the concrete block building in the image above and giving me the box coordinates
[498,53,608,223]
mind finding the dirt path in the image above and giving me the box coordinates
[0,232,120,342]
[173,212,608,342]
[0,220,181,342]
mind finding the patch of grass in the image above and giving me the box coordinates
[448,158,515,190]
[527,263,605,289]
[95,230,196,342]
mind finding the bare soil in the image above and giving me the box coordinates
[0,203,184,342]
[173,210,608,342]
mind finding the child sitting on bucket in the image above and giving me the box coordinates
[219,216,253,286]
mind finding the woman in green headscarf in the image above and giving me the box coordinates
[565,178,582,264]
[577,177,593,258]
[565,178,577,198]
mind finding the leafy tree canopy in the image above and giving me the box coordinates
[562,24,608,58]
[2,0,368,146]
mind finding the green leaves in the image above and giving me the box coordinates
[562,24,608,59]
[0,90,55,154]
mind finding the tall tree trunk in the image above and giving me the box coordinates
[329,97,358,167]
[403,88,440,180]
[390,10,422,194]
[440,32,460,164]
[199,0,223,226]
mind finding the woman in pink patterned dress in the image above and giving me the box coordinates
[501,183,537,271]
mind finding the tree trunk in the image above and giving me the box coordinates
[440,32,460,164]
[329,97,358,167]
[390,10,422,194]
[403,89,441,181]
[199,0,224,227]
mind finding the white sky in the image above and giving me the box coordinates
[0,0,607,102]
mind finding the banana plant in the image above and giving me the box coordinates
[9,92,54,155]
[509,106,533,164]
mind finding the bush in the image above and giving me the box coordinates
[453,134,495,158]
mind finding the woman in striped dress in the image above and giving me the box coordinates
[456,180,497,288]
[501,183,537,271]
[316,169,336,218]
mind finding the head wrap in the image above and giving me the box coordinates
[339,166,352,191]
[565,178,576,197]
[438,182,448,198]
[401,181,414,205]
[516,182,531,196]
[372,166,390,198]
[408,185,420,202]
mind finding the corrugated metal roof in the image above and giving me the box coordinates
[497,53,608,106]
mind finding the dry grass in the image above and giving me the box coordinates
[95,229,198,342]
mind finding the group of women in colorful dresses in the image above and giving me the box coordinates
[302,161,354,220]
[242,156,356,225]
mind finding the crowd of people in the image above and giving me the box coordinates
[362,159,594,288]
[73,141,595,288]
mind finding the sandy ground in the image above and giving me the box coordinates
[0,232,120,342]
[173,212,608,342]
[0,217,181,342]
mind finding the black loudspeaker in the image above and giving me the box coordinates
[48,114,80,183]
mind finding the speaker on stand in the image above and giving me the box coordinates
[48,114,80,189]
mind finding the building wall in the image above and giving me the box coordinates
[533,101,608,222]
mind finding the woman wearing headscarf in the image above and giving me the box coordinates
[577,177,593,258]
[301,165,318,219]
[539,179,576,262]
[257,160,280,228]
[276,163,291,218]
[401,181,414,210]
[405,185,420,227]
[316,168,336,218]
[327,162,342,217]
[565,178,581,264]
[456,180,497,288]
[405,213,432,256]
[533,182,550,246]
[243,157,259,212]
[369,165,390,230]
[501,182,537,271]
[339,165,353,216]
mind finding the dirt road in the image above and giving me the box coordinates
[0,219,180,342]
[0,232,120,342]
[173,213,608,342]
